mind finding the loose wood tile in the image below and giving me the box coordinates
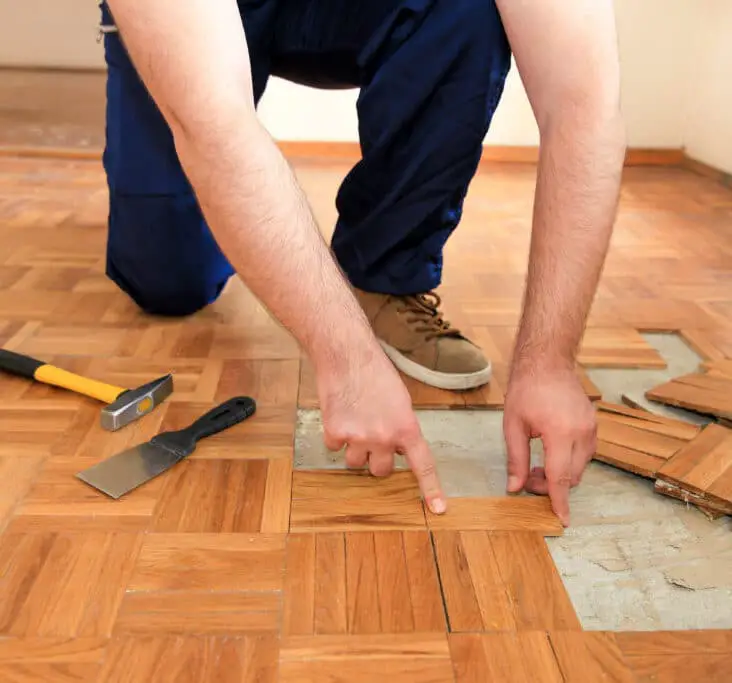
[280,634,454,683]
[702,359,732,378]
[549,632,634,683]
[97,634,278,683]
[593,401,700,478]
[450,632,563,683]
[152,460,271,532]
[128,533,286,592]
[577,328,667,368]
[282,532,445,635]
[655,423,732,514]
[681,329,730,362]
[0,531,142,637]
[433,531,580,632]
[426,497,563,536]
[290,471,427,532]
[114,591,280,636]
[646,372,732,420]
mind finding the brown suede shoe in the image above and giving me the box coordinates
[353,289,492,390]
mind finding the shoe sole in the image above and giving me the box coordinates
[379,341,492,391]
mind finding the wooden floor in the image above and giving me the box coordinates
[1,153,731,682]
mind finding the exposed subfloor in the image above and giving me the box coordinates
[295,333,732,632]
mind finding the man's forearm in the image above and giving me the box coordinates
[105,0,381,377]
[174,118,380,374]
[512,113,626,372]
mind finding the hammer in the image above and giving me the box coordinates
[0,349,173,431]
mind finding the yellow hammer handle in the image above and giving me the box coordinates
[35,365,126,404]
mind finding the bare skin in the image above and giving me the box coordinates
[105,0,625,524]
[496,0,626,525]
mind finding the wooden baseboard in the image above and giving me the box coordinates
[682,153,732,188]
[0,141,687,168]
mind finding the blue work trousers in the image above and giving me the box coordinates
[100,0,511,316]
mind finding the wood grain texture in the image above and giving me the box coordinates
[577,328,667,368]
[280,634,454,683]
[0,638,105,683]
[549,632,635,683]
[290,471,427,531]
[128,533,286,592]
[646,372,732,420]
[0,531,142,637]
[450,633,563,683]
[623,653,732,683]
[433,531,580,632]
[96,635,278,683]
[282,532,445,635]
[614,630,732,655]
[426,497,563,535]
[655,424,732,514]
[593,401,700,478]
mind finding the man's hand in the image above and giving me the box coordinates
[318,351,447,515]
[495,0,625,524]
[503,363,597,526]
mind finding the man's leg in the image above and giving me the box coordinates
[99,1,276,316]
[273,0,512,389]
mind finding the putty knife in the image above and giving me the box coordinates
[76,396,257,499]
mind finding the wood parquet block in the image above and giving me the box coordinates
[549,632,635,683]
[655,423,732,515]
[0,637,105,683]
[96,634,278,683]
[127,533,286,592]
[681,328,732,362]
[114,591,281,636]
[151,458,292,533]
[593,401,700,478]
[433,531,580,632]
[450,632,563,683]
[646,372,732,420]
[577,328,666,368]
[280,634,454,683]
[282,532,445,636]
[622,653,732,682]
[0,530,142,637]
[290,470,427,532]
[426,497,564,535]
[0,455,43,531]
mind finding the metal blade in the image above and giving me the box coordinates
[75,442,182,499]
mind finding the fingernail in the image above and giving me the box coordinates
[507,475,521,492]
[431,497,446,514]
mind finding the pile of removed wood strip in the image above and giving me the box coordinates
[592,359,732,519]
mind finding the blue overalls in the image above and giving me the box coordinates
[100,0,511,316]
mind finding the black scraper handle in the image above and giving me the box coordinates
[150,396,256,458]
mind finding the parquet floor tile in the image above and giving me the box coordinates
[433,531,581,632]
[1,146,732,679]
[96,634,279,683]
[646,372,732,420]
[426,497,564,535]
[289,470,427,532]
[151,458,292,533]
[280,634,455,683]
[449,632,563,683]
[0,530,142,637]
[282,532,445,636]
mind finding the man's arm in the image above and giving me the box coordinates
[105,0,446,512]
[496,0,626,524]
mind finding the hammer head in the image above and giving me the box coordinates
[100,374,174,431]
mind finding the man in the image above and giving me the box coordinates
[99,0,626,525]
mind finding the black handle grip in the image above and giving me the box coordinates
[0,349,45,379]
[150,396,257,458]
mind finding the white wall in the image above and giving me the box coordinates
[0,0,729,171]
[682,0,732,175]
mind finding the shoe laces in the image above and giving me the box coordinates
[396,291,462,341]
